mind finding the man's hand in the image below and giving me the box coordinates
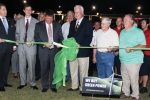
[13,46,17,51]
[125,47,132,53]
[107,46,113,52]
[93,57,97,64]
[77,44,80,48]
[115,51,119,56]
[0,38,4,43]
[27,44,32,47]
[16,40,19,46]
[44,44,51,48]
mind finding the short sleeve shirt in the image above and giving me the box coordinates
[119,26,146,64]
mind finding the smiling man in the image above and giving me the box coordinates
[119,14,146,100]
[0,3,16,91]
[93,17,119,79]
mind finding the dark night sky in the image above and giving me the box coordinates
[1,0,150,18]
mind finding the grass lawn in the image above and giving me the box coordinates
[0,69,149,100]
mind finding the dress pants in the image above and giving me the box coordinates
[40,49,56,89]
[121,63,141,99]
[0,48,12,87]
[11,50,19,74]
[18,45,36,86]
[69,57,89,91]
[96,51,115,78]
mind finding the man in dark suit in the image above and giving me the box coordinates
[0,3,16,91]
[34,9,64,93]
[67,5,93,94]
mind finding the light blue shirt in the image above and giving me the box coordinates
[119,26,146,64]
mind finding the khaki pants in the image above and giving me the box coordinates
[121,63,141,99]
[69,57,89,91]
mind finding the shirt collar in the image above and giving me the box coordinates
[0,16,6,19]
[125,26,136,32]
[102,27,111,33]
[25,16,31,21]
[76,17,83,25]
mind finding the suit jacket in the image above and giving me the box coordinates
[16,17,39,55]
[68,18,93,57]
[0,17,15,53]
[34,21,64,61]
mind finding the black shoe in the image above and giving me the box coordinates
[67,88,79,91]
[0,87,5,91]
[4,84,13,87]
[51,88,57,93]
[41,88,48,92]
[140,87,148,94]
[30,86,38,90]
[17,84,27,89]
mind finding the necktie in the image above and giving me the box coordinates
[24,19,29,42]
[2,18,8,34]
[75,21,79,33]
[48,24,53,48]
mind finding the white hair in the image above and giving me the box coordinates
[74,5,84,13]
[102,17,111,24]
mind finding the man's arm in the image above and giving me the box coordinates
[15,20,20,41]
[34,23,44,48]
[126,45,146,53]
[93,46,97,63]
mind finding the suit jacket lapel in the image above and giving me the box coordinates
[77,18,85,32]
[42,21,48,42]
[0,18,7,35]
[6,17,11,35]
[52,21,56,41]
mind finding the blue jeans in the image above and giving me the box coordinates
[96,51,115,78]
[66,62,80,81]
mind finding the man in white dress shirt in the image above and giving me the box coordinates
[93,17,119,78]
[89,21,100,76]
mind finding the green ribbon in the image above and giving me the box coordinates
[4,39,52,45]
[3,38,150,89]
[52,38,78,89]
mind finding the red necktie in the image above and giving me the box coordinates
[24,19,29,42]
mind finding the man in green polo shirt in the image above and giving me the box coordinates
[119,14,146,100]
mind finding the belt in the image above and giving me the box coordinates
[99,51,108,54]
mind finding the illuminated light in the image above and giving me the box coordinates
[23,0,27,4]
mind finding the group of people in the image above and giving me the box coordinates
[0,2,150,100]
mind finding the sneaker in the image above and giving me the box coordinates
[139,87,148,94]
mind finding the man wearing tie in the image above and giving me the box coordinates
[16,4,38,90]
[67,5,93,94]
[34,9,64,93]
[0,3,16,91]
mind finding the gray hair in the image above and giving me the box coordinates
[67,10,74,16]
[125,14,135,21]
[74,5,84,13]
[102,17,111,24]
